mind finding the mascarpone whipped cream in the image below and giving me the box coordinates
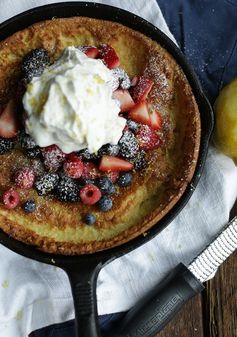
[23,46,126,153]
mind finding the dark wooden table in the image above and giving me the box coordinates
[156,217,237,337]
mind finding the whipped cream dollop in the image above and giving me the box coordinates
[23,46,126,153]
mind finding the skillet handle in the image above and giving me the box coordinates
[64,262,103,337]
[110,263,204,337]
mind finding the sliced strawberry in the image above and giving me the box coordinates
[78,45,99,58]
[128,100,151,126]
[136,125,162,151]
[112,89,135,112]
[130,76,154,102]
[0,99,19,138]
[99,155,133,172]
[81,162,100,180]
[149,109,162,130]
[98,44,120,69]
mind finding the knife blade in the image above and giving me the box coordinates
[112,217,237,337]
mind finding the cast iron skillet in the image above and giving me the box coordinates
[0,3,214,337]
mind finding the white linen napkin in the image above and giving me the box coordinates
[0,1,237,336]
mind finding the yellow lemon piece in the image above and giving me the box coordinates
[214,77,237,164]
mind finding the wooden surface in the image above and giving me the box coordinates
[156,251,237,337]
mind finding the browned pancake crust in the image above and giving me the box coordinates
[0,17,200,254]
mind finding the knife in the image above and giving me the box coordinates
[111,216,237,337]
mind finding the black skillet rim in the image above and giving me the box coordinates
[0,2,214,267]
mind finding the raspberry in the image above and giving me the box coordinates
[3,189,20,209]
[80,184,102,205]
[63,155,84,179]
[81,162,100,180]
[42,145,66,171]
[14,167,35,189]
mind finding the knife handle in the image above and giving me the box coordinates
[111,263,204,337]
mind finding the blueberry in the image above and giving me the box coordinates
[19,131,37,149]
[95,176,115,194]
[25,146,41,158]
[84,213,96,225]
[97,195,113,212]
[119,131,139,160]
[98,144,120,157]
[22,48,50,82]
[117,172,133,187]
[0,137,15,154]
[133,151,148,171]
[55,177,79,202]
[77,148,99,161]
[22,200,36,213]
[127,119,140,132]
[35,173,59,196]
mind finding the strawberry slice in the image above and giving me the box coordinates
[128,100,150,126]
[130,76,154,102]
[98,44,120,69]
[136,125,162,150]
[149,109,162,130]
[112,89,135,112]
[99,155,133,172]
[83,46,99,58]
[0,99,19,138]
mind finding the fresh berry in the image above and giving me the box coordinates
[136,125,162,150]
[35,173,59,195]
[31,159,45,177]
[119,130,139,159]
[0,137,15,154]
[63,155,84,179]
[126,119,140,132]
[133,151,147,170]
[111,68,131,89]
[112,89,135,112]
[84,213,96,225]
[19,131,37,149]
[55,177,79,202]
[99,155,133,172]
[78,45,99,58]
[0,99,19,138]
[22,200,36,213]
[3,189,20,209]
[98,144,120,157]
[22,48,50,82]
[117,172,133,187]
[80,184,102,205]
[81,162,100,180]
[128,100,151,126]
[130,76,154,102]
[149,109,162,130]
[42,145,66,171]
[77,148,99,161]
[97,195,113,212]
[25,147,41,158]
[14,167,35,189]
[106,171,119,183]
[98,44,120,69]
[95,176,115,194]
